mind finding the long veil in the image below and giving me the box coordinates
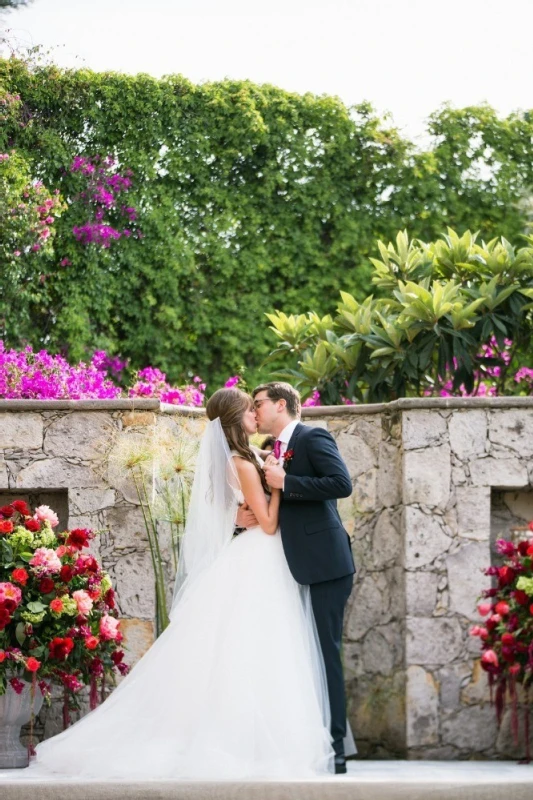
[170,417,240,617]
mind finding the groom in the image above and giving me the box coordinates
[237,381,355,774]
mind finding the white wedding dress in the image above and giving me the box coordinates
[33,443,334,780]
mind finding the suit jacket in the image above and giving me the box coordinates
[279,422,355,585]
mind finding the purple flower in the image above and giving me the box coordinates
[224,376,240,388]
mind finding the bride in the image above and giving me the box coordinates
[32,387,334,779]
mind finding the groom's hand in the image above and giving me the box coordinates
[264,463,286,490]
[235,502,258,529]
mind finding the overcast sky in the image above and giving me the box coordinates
[2,0,532,142]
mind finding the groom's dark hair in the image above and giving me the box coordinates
[252,382,301,418]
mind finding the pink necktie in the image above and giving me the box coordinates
[273,440,282,460]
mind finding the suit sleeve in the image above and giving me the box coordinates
[283,427,352,502]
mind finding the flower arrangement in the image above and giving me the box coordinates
[471,524,533,760]
[0,499,128,735]
[0,342,245,406]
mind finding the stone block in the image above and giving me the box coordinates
[446,541,490,620]
[336,431,377,480]
[488,409,533,458]
[348,671,406,755]
[461,659,491,705]
[345,571,392,641]
[16,458,104,489]
[469,457,528,488]
[406,617,463,665]
[438,662,472,710]
[120,617,155,670]
[405,571,439,616]
[404,506,452,569]
[406,665,439,746]
[403,444,451,509]
[500,489,533,523]
[402,411,448,451]
[105,505,150,550]
[455,486,491,540]
[496,707,533,759]
[122,411,157,428]
[361,624,404,677]
[70,487,116,514]
[0,461,7,489]
[377,441,402,508]
[448,410,487,460]
[0,413,43,450]
[44,412,115,461]
[110,551,156,618]
[353,468,377,513]
[346,416,382,451]
[371,508,401,569]
[441,705,497,751]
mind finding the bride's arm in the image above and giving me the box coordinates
[233,458,280,535]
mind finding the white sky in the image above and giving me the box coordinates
[2,0,532,142]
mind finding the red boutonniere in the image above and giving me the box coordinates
[283,449,295,467]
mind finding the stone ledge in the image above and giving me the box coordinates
[0,396,532,417]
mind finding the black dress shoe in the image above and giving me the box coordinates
[334,754,347,774]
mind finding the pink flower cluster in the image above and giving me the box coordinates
[69,155,138,249]
[426,337,533,398]
[0,343,121,400]
[29,548,62,575]
[0,582,22,607]
[129,368,206,406]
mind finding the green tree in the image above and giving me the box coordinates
[266,229,533,402]
[1,55,533,388]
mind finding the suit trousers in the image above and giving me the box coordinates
[309,573,354,755]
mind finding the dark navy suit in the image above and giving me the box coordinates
[279,422,355,756]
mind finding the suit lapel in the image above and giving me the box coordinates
[284,422,304,472]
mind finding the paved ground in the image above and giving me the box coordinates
[1,760,533,800]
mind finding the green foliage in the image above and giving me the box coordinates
[267,229,533,402]
[1,55,533,387]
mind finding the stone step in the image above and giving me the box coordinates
[1,761,533,800]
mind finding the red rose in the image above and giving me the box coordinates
[85,635,99,650]
[24,518,40,532]
[59,565,74,583]
[38,577,55,594]
[104,588,115,609]
[0,608,11,630]
[66,528,91,550]
[0,520,14,534]
[1,598,17,613]
[111,649,124,665]
[11,500,31,517]
[11,568,28,586]
[501,633,516,646]
[48,637,75,661]
[518,541,530,556]
[25,657,41,673]
[0,504,14,517]
[498,566,516,587]
[495,601,510,616]
[0,650,5,663]
[513,590,529,606]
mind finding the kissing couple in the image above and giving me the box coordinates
[33,382,356,779]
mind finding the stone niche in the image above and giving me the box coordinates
[0,491,69,531]
[1,397,532,759]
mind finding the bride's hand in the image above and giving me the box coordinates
[263,454,279,468]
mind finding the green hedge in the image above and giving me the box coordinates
[1,57,533,386]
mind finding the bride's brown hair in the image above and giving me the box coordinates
[206,387,269,493]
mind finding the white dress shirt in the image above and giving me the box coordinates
[276,419,299,460]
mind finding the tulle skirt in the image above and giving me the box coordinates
[33,527,334,779]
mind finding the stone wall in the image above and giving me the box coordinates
[1,397,533,758]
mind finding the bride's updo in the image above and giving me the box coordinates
[206,387,268,492]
